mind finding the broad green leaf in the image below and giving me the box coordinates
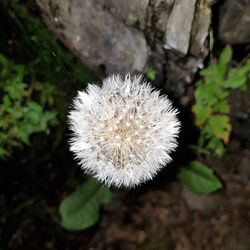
[208,115,231,143]
[192,104,212,126]
[178,161,222,194]
[59,179,113,231]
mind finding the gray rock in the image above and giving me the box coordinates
[190,0,212,57]
[165,54,204,97]
[35,0,149,74]
[34,0,212,97]
[182,187,221,213]
[219,0,250,44]
[230,88,250,144]
[165,0,197,55]
[93,0,149,30]
[153,0,174,33]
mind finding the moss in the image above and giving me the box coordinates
[0,0,95,94]
[0,0,96,157]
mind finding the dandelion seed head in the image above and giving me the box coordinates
[68,74,180,188]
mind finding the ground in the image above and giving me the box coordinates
[1,87,250,250]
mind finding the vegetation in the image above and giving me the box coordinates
[179,46,250,194]
[0,1,112,232]
[192,46,250,158]
[0,0,95,158]
[59,179,113,230]
[146,67,157,81]
[0,54,57,158]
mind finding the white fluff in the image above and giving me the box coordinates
[68,74,180,188]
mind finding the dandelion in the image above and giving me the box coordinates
[68,74,180,188]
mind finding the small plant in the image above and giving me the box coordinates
[59,178,113,230]
[178,46,250,194]
[0,0,95,156]
[192,46,250,157]
[178,161,222,194]
[0,54,57,158]
[146,67,157,81]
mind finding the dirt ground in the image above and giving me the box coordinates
[1,85,250,250]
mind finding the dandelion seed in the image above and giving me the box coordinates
[68,74,180,188]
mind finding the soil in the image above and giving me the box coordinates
[1,86,250,250]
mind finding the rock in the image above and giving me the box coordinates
[93,0,149,30]
[165,54,204,97]
[230,88,250,144]
[34,0,212,97]
[182,187,220,213]
[219,0,250,44]
[163,0,213,97]
[190,0,212,57]
[153,0,174,34]
[165,0,197,55]
[35,0,149,74]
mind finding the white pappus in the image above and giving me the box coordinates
[68,74,181,188]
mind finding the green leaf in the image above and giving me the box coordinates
[178,161,223,194]
[17,127,30,144]
[4,81,26,100]
[146,67,156,80]
[192,104,212,126]
[200,64,219,78]
[208,115,231,143]
[216,46,232,77]
[28,101,43,113]
[59,179,113,231]
[213,86,229,100]
[213,99,230,113]
[194,83,218,106]
[206,137,226,158]
[224,72,247,89]
[219,46,232,67]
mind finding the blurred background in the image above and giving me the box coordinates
[1,0,250,249]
